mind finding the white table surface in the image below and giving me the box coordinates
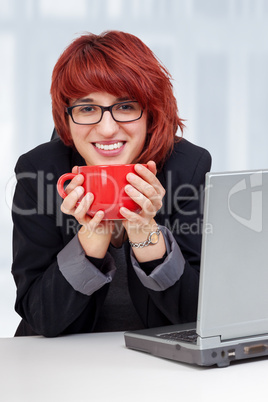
[0,331,267,402]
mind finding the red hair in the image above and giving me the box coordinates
[50,31,184,169]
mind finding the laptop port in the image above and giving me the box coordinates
[228,349,236,359]
[244,344,268,355]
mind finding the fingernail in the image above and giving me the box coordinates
[125,184,133,193]
[127,173,136,181]
[96,210,104,217]
[135,164,143,171]
[85,193,93,201]
[75,186,84,196]
[120,207,128,214]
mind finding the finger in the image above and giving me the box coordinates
[146,160,157,175]
[126,181,159,207]
[65,174,84,195]
[83,213,114,240]
[72,166,79,174]
[86,210,106,232]
[120,206,145,224]
[61,186,84,214]
[130,165,165,198]
[74,192,94,221]
[124,185,156,217]
[126,174,164,211]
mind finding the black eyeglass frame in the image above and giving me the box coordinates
[66,100,143,125]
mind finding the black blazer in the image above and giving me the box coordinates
[12,137,211,336]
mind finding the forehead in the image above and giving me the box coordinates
[71,92,133,106]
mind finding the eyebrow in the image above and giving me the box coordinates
[73,98,93,104]
[73,96,132,105]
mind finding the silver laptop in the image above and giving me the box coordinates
[124,169,268,367]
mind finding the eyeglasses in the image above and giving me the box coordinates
[66,100,143,125]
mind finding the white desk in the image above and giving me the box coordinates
[0,332,267,402]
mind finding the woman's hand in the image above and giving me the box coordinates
[120,161,166,262]
[60,166,113,258]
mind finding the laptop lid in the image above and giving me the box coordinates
[197,169,268,341]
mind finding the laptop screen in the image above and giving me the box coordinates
[197,170,268,341]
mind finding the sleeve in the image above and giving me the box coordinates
[130,225,185,291]
[127,146,212,326]
[11,154,115,337]
[57,235,116,295]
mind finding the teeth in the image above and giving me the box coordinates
[95,142,124,151]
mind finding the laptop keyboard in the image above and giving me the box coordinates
[158,329,198,344]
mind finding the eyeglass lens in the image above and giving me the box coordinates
[71,101,142,124]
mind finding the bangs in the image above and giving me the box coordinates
[60,45,149,108]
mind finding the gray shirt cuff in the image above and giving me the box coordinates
[130,225,185,291]
[57,235,116,296]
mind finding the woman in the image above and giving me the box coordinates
[12,31,211,337]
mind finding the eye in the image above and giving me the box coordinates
[116,102,138,112]
[77,105,97,114]
[121,104,133,110]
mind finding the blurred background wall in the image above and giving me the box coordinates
[1,0,267,336]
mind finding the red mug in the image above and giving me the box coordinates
[57,164,147,220]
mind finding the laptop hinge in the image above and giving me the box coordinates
[220,332,268,343]
[197,335,221,348]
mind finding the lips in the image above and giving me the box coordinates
[94,141,124,151]
[93,141,126,156]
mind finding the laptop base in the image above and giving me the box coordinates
[124,325,268,368]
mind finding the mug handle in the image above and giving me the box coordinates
[57,173,76,198]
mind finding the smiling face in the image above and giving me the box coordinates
[68,92,147,166]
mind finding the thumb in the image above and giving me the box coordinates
[72,165,79,174]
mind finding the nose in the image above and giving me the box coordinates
[96,110,119,137]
